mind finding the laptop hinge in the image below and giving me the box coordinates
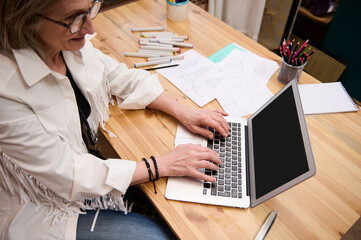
[245,125,250,197]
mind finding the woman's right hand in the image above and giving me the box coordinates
[156,144,221,182]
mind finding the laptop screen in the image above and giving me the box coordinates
[247,81,316,207]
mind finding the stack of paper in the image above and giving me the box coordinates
[157,43,279,117]
[157,43,359,117]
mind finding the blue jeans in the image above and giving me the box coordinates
[77,210,177,240]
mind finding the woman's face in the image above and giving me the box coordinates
[37,0,96,55]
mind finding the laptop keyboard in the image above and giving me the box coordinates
[203,122,243,199]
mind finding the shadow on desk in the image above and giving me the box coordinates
[101,0,138,12]
[341,217,361,240]
[98,130,121,159]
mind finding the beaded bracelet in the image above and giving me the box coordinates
[142,157,157,194]
[150,156,159,180]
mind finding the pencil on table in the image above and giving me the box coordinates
[147,38,184,42]
[138,49,174,56]
[147,55,184,61]
[134,59,172,68]
[124,52,161,58]
[139,45,181,53]
[164,35,189,40]
[139,41,173,48]
[131,26,165,32]
[157,40,193,48]
[140,32,176,38]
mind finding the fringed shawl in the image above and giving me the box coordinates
[0,150,129,225]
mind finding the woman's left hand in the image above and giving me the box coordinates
[178,108,230,139]
[147,92,230,139]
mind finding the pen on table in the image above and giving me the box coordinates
[147,55,184,61]
[255,210,278,240]
[142,38,184,42]
[158,40,193,48]
[134,59,172,68]
[138,48,174,54]
[124,52,161,58]
[138,49,174,56]
[140,32,176,37]
[144,63,179,71]
[161,35,189,40]
[131,26,165,32]
[139,45,181,53]
[139,41,173,48]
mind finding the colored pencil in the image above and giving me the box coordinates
[279,39,315,66]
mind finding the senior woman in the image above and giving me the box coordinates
[0,0,230,239]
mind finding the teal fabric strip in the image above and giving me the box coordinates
[208,43,248,63]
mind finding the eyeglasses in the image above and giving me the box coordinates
[36,0,103,34]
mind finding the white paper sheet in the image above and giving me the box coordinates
[174,123,207,147]
[214,49,275,116]
[157,48,279,116]
[217,48,279,86]
[298,82,359,115]
[158,50,218,107]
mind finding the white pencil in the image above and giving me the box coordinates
[158,40,193,48]
[147,38,184,42]
[166,35,189,40]
[144,35,188,40]
[134,59,172,68]
[124,52,161,58]
[138,49,174,56]
[140,31,175,35]
[139,42,173,48]
[147,55,184,61]
[131,26,164,32]
[140,45,181,53]
[140,32,176,38]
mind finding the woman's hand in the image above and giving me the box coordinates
[131,144,221,185]
[157,144,222,182]
[178,108,230,139]
[147,93,230,139]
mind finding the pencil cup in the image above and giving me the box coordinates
[166,0,189,21]
[277,58,307,85]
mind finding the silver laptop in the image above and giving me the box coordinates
[165,80,316,208]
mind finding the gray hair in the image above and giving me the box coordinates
[0,0,56,60]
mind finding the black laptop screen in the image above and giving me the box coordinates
[251,86,309,199]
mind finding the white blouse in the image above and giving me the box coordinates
[0,40,164,239]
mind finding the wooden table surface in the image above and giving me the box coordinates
[92,1,361,239]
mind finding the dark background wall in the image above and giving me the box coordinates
[321,1,361,102]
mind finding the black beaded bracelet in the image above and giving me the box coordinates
[150,156,159,180]
[142,157,157,194]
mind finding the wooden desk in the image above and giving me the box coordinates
[92,1,361,239]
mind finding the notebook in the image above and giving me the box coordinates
[298,82,359,115]
[165,80,316,208]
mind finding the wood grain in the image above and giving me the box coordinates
[92,1,361,239]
